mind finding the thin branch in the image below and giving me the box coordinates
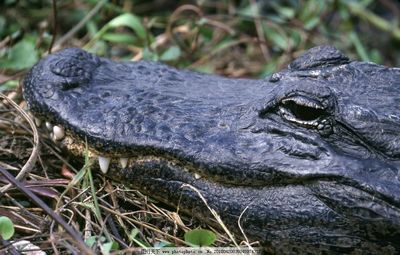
[249,0,269,61]
[54,0,107,48]
[48,0,58,53]
[0,167,94,255]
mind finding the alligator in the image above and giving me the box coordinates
[23,46,400,254]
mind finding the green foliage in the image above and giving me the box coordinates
[1,0,400,77]
[0,39,38,70]
[86,13,146,49]
[0,80,18,92]
[160,46,181,61]
[107,13,146,40]
[85,235,119,254]
[184,228,217,247]
[100,240,119,255]
[0,216,15,240]
[129,228,151,248]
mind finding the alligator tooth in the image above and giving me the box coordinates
[194,173,201,179]
[45,122,53,131]
[98,156,111,174]
[34,117,41,127]
[119,158,128,168]
[53,126,65,140]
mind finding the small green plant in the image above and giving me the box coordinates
[0,216,15,240]
[184,228,216,247]
[85,12,146,50]
[0,39,38,70]
[85,235,119,254]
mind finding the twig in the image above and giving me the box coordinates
[249,0,269,61]
[166,4,203,42]
[0,167,94,255]
[99,204,188,246]
[0,93,40,193]
[0,237,20,255]
[54,0,107,48]
[0,36,11,50]
[48,0,58,53]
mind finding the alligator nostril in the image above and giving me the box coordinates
[48,48,100,91]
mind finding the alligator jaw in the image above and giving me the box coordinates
[106,157,400,251]
[39,118,400,248]
[39,117,400,213]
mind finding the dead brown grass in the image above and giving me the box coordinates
[0,87,259,253]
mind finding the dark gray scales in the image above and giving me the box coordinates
[23,46,400,253]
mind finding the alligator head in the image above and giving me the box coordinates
[23,46,400,253]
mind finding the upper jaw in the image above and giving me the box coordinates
[29,108,400,217]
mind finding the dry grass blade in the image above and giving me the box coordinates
[0,92,40,193]
[180,184,239,247]
[0,167,94,254]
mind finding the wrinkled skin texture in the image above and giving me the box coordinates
[23,46,400,254]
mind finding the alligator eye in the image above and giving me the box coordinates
[279,96,327,126]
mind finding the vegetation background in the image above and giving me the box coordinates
[0,0,399,253]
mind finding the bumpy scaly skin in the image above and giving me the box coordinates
[23,46,400,253]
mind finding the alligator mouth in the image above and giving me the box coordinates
[36,117,333,187]
[37,116,400,212]
[39,118,218,179]
[39,117,400,229]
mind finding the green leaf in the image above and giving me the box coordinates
[85,13,146,49]
[101,241,119,254]
[142,47,159,61]
[349,32,370,61]
[160,46,181,61]
[154,240,175,248]
[304,16,320,30]
[277,6,295,19]
[107,13,146,40]
[0,80,18,92]
[0,16,6,37]
[197,17,208,26]
[261,59,279,77]
[0,40,38,70]
[101,33,137,44]
[369,49,382,64]
[263,26,288,50]
[237,5,255,18]
[85,236,97,247]
[129,228,150,248]
[191,65,214,74]
[184,229,216,247]
[0,216,15,240]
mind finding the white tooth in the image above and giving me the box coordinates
[45,122,53,131]
[194,173,201,179]
[53,126,65,140]
[34,117,41,127]
[98,156,111,174]
[119,158,128,168]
